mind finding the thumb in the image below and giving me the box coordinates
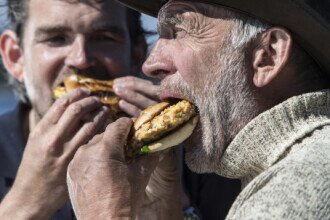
[147,149,181,199]
[103,117,133,161]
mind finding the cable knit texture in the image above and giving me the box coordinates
[216,90,330,219]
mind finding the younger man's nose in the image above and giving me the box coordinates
[65,36,95,70]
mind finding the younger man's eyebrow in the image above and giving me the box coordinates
[35,24,127,37]
[35,25,71,37]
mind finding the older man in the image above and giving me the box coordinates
[67,0,330,219]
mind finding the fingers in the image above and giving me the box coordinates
[102,117,133,160]
[114,76,159,99]
[39,88,91,128]
[146,150,181,199]
[119,89,159,110]
[118,100,142,118]
[67,106,110,155]
[56,96,102,138]
[114,76,160,108]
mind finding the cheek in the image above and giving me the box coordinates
[22,46,66,107]
[24,46,66,84]
[181,46,220,89]
[176,50,208,88]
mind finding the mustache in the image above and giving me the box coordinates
[160,78,196,101]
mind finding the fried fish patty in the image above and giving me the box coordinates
[53,74,123,120]
[131,100,196,148]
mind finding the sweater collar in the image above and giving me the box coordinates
[216,90,330,183]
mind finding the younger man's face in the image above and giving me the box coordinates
[20,0,133,117]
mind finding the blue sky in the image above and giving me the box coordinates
[142,14,158,47]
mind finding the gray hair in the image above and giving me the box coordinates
[229,15,270,49]
[227,11,325,82]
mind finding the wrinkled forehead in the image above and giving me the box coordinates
[158,0,234,26]
[160,0,209,18]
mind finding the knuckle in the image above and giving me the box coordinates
[122,76,135,87]
[68,103,83,115]
[43,139,60,156]
[29,129,40,141]
[83,122,97,137]
[56,97,70,110]
[71,146,85,163]
[106,118,132,141]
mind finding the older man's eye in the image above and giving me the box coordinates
[173,27,187,39]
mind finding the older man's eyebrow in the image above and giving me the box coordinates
[157,12,186,35]
[158,10,185,27]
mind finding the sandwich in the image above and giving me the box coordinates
[53,74,125,120]
[125,100,199,161]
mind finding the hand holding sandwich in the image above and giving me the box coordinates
[67,117,183,220]
[0,89,110,219]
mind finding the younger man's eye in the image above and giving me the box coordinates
[44,35,68,46]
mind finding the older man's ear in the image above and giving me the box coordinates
[0,30,24,82]
[252,28,292,88]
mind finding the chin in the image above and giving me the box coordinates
[183,121,226,174]
[183,127,214,173]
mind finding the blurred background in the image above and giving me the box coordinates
[0,1,158,115]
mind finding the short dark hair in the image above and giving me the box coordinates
[6,0,148,45]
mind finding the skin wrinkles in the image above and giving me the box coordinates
[144,1,261,173]
[158,1,234,49]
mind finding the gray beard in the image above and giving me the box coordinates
[162,42,260,174]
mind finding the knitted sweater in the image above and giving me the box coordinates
[217,90,330,219]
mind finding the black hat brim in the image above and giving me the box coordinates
[116,0,330,75]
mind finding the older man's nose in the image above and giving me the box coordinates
[142,39,176,79]
[65,36,95,69]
